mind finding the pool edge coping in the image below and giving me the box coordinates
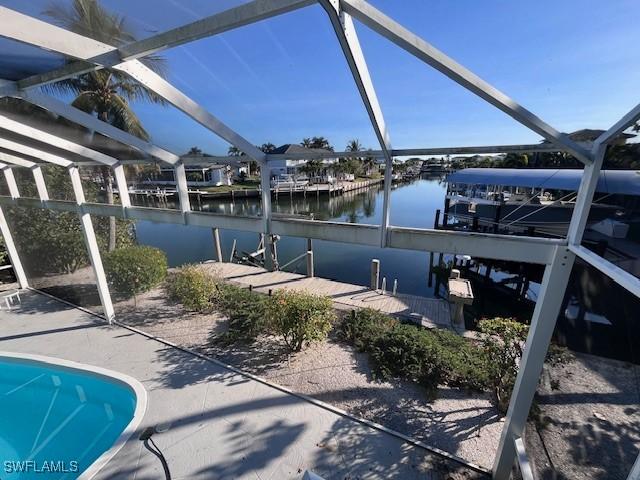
[0,350,148,480]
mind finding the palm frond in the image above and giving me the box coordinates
[109,95,150,141]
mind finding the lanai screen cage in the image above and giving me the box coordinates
[0,1,638,478]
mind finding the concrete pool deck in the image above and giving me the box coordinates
[0,291,487,479]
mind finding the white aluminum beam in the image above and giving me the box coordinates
[0,205,28,288]
[0,114,131,206]
[0,194,560,265]
[16,0,315,89]
[0,6,114,60]
[0,8,266,163]
[0,151,36,168]
[341,0,593,166]
[321,0,393,247]
[173,162,191,213]
[115,61,266,162]
[0,152,49,200]
[0,137,72,167]
[570,244,640,298]
[32,166,49,201]
[18,90,181,165]
[493,245,575,479]
[266,143,566,161]
[112,164,130,208]
[68,166,115,322]
[1,166,20,198]
[627,451,640,480]
[387,225,560,265]
[0,115,118,165]
[260,164,274,270]
[566,144,606,245]
[595,102,640,147]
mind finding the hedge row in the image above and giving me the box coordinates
[166,266,335,352]
[341,308,528,410]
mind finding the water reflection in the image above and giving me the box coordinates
[135,177,447,296]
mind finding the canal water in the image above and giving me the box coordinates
[135,176,448,297]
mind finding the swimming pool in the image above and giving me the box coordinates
[0,352,146,479]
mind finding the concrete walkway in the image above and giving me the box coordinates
[0,291,486,479]
[208,262,453,330]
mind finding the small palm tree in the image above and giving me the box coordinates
[259,143,276,153]
[43,0,168,251]
[346,139,362,153]
[228,146,244,156]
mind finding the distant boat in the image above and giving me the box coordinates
[421,161,448,174]
[445,168,640,236]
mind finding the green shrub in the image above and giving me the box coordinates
[478,317,529,412]
[429,329,488,391]
[367,321,489,395]
[340,308,397,351]
[103,246,167,298]
[370,324,448,393]
[265,290,335,352]
[167,265,217,312]
[215,283,268,341]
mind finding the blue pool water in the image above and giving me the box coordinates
[0,356,137,479]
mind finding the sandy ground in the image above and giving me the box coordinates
[31,272,640,478]
[525,353,640,480]
[112,286,503,471]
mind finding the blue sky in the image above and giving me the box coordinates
[2,0,639,155]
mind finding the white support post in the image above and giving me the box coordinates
[0,206,28,288]
[31,166,49,201]
[493,245,575,479]
[566,143,606,246]
[2,167,20,198]
[112,163,130,207]
[260,164,274,271]
[68,166,115,322]
[627,450,640,480]
[321,0,393,247]
[174,162,191,213]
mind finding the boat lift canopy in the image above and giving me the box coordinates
[447,168,640,196]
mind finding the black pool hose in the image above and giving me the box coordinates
[140,427,171,480]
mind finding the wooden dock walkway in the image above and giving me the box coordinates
[203,262,453,330]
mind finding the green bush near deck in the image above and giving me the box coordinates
[341,309,491,394]
[215,283,268,342]
[167,264,217,312]
[265,290,335,352]
[371,323,448,394]
[103,246,167,298]
[340,308,398,351]
[478,317,529,412]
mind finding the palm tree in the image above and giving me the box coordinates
[187,146,203,156]
[43,0,167,252]
[301,137,334,151]
[259,143,276,153]
[346,139,362,153]
[228,146,244,156]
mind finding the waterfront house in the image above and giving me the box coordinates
[155,163,232,187]
[269,144,338,182]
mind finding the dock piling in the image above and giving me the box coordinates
[371,259,380,291]
[212,227,223,262]
[306,250,314,278]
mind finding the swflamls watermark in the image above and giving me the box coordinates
[3,460,79,474]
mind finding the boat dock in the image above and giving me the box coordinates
[204,261,455,331]
[126,178,384,203]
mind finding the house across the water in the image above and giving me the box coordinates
[268,144,338,182]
